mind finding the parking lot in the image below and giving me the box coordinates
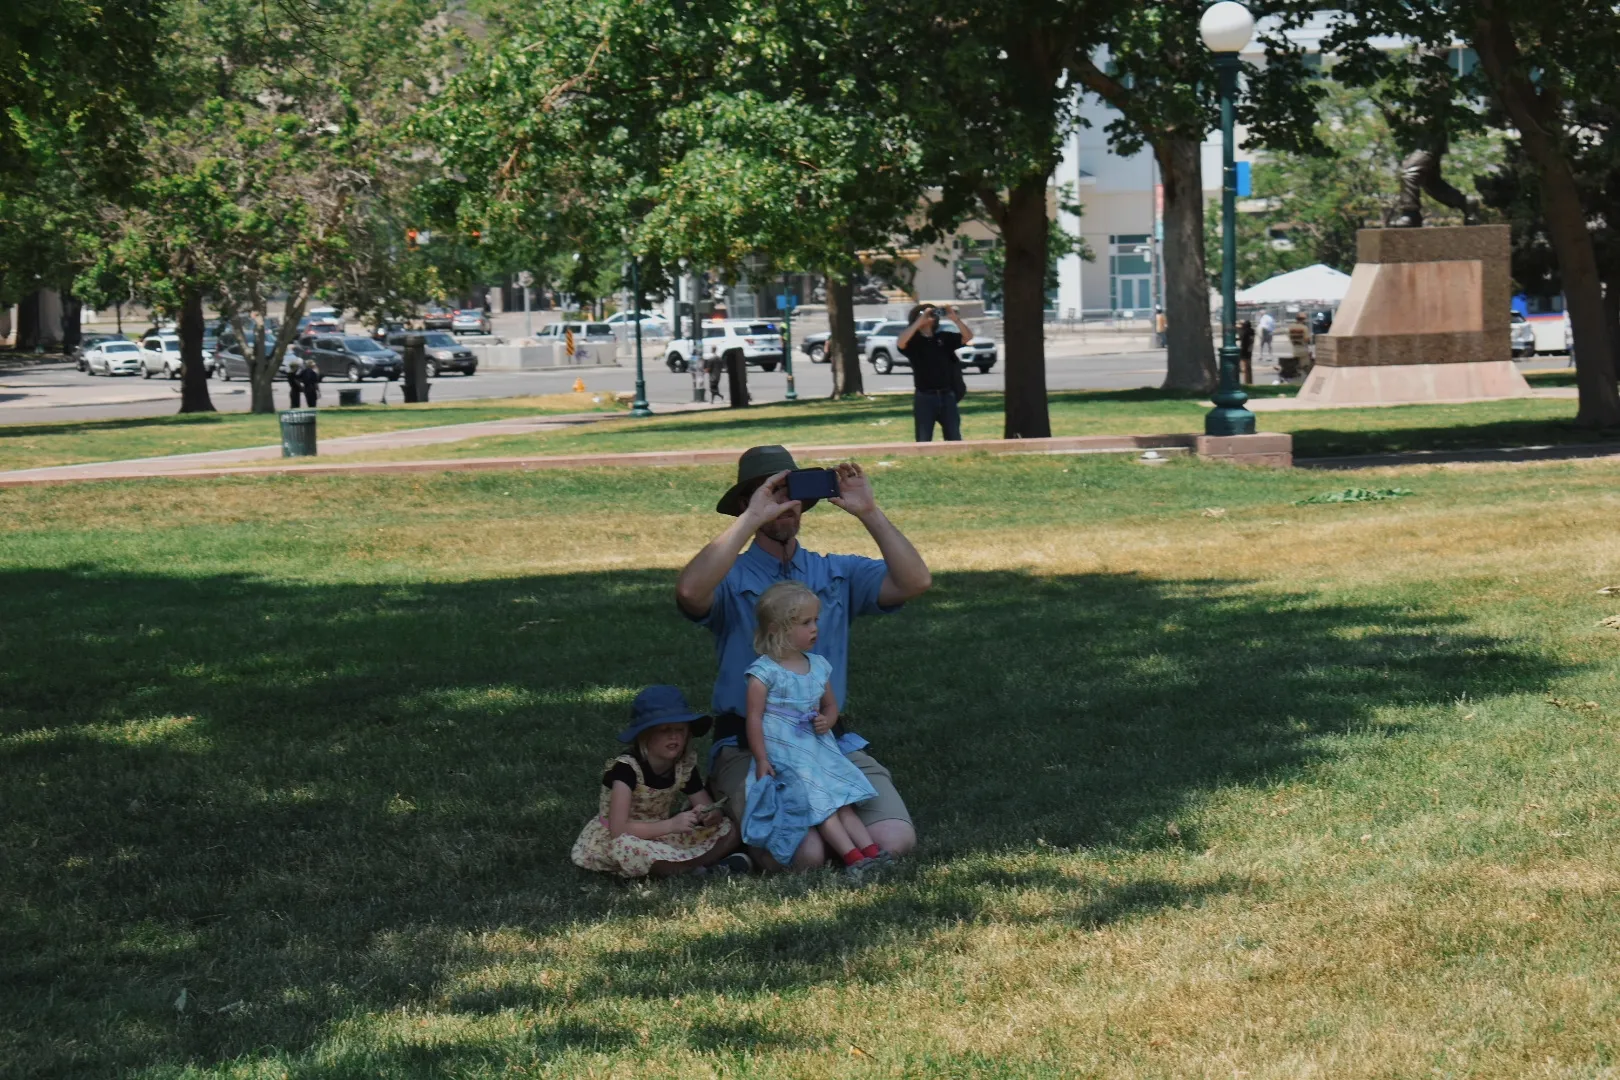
[0,339,1181,425]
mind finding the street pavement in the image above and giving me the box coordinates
[0,340,1175,425]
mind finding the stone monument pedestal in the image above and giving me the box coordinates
[1300,225,1531,406]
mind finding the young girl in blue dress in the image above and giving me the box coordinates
[745,580,887,871]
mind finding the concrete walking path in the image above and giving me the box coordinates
[0,429,1294,488]
[0,401,724,485]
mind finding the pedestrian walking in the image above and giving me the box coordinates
[297,356,323,407]
[1154,307,1167,348]
[1258,310,1275,361]
[705,350,725,403]
[287,361,303,408]
[896,303,971,442]
[1238,319,1255,384]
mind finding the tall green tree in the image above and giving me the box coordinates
[902,0,1117,436]
[1,0,173,340]
[99,0,444,413]
[1073,0,1325,392]
[430,0,935,403]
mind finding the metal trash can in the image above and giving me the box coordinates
[338,388,361,406]
[279,409,317,458]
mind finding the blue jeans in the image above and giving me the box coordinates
[914,389,962,442]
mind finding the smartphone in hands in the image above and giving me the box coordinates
[786,468,840,503]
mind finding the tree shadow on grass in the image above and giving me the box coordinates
[0,563,1566,1074]
[1288,415,1620,459]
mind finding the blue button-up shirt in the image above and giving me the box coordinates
[686,541,897,728]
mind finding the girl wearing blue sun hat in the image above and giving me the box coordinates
[570,685,751,878]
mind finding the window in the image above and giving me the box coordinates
[703,327,725,338]
[746,323,775,334]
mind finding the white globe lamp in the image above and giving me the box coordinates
[1199,1,1254,54]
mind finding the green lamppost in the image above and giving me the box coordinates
[780,272,798,402]
[628,255,651,417]
[1201,1,1257,437]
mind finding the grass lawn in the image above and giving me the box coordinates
[0,394,619,472]
[3,452,1619,1076]
[315,385,1608,465]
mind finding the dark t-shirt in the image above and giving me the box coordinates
[603,758,707,795]
[899,329,966,395]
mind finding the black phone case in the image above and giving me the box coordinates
[787,469,840,501]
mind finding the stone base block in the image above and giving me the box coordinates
[1297,359,1531,406]
[1194,433,1295,467]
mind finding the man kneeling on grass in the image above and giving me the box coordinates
[675,445,932,870]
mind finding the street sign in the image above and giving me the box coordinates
[776,294,798,311]
[516,270,534,288]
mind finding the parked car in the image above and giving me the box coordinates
[385,331,478,376]
[536,321,617,346]
[140,335,185,379]
[214,332,288,381]
[450,308,491,335]
[863,321,997,374]
[73,332,129,371]
[307,335,403,381]
[676,320,784,373]
[799,317,886,363]
[305,306,342,332]
[84,339,145,376]
[421,304,454,330]
[1511,311,1536,357]
[604,311,669,334]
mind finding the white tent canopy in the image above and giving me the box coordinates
[1235,263,1352,306]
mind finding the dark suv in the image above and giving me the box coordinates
[309,335,403,381]
[386,331,478,376]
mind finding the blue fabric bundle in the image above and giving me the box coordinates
[742,764,814,867]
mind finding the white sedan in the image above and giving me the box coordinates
[85,340,145,376]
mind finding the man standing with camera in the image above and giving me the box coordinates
[896,303,972,442]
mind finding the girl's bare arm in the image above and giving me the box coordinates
[746,676,773,778]
[813,682,839,736]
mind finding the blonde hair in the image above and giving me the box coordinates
[753,581,819,659]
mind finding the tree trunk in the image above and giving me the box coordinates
[1157,136,1217,391]
[60,295,83,354]
[1472,9,1620,427]
[997,176,1052,438]
[825,271,864,398]
[177,284,215,414]
[251,286,310,414]
[15,291,40,350]
[726,351,750,407]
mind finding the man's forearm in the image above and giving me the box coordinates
[949,312,974,344]
[675,514,757,614]
[859,506,931,599]
[895,316,927,351]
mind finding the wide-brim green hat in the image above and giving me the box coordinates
[716,444,799,515]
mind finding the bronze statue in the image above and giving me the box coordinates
[1390,148,1481,228]
[1383,55,1481,228]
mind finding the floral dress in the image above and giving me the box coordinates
[571,747,733,878]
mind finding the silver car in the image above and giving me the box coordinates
[85,339,144,376]
[450,309,491,334]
